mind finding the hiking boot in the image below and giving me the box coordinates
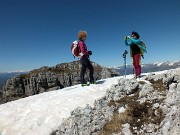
[134,75,141,79]
[81,83,90,86]
[81,82,90,86]
[136,75,141,79]
[90,81,96,84]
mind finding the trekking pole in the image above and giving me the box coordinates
[133,67,134,76]
[123,50,128,78]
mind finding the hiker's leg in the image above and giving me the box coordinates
[80,58,87,84]
[133,54,141,76]
[87,60,94,83]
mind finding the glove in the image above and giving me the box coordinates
[88,51,92,55]
[124,36,130,40]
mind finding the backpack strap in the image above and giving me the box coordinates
[77,40,84,57]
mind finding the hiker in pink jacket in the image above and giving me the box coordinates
[78,30,95,86]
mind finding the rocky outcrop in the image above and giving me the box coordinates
[0,61,119,104]
[55,79,139,135]
[53,68,180,135]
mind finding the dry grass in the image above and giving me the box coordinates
[148,79,166,92]
[138,81,146,85]
[99,79,166,135]
[99,93,139,135]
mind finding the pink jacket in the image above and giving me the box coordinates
[78,40,89,59]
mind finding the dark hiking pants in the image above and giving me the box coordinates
[80,57,94,84]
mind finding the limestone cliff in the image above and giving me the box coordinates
[0,61,119,104]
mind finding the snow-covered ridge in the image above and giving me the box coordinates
[111,60,180,76]
[154,61,179,67]
[0,68,180,135]
[111,60,180,69]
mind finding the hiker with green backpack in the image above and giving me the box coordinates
[124,31,147,78]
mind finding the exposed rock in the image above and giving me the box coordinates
[55,79,139,135]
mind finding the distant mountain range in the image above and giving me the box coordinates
[110,60,180,76]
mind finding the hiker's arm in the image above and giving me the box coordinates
[129,38,141,44]
[78,42,88,56]
[125,40,131,46]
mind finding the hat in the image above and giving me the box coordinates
[132,31,140,39]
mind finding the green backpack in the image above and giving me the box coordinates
[130,40,147,58]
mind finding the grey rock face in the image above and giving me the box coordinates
[56,79,139,135]
[1,61,119,104]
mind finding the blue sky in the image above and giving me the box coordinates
[0,0,180,72]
